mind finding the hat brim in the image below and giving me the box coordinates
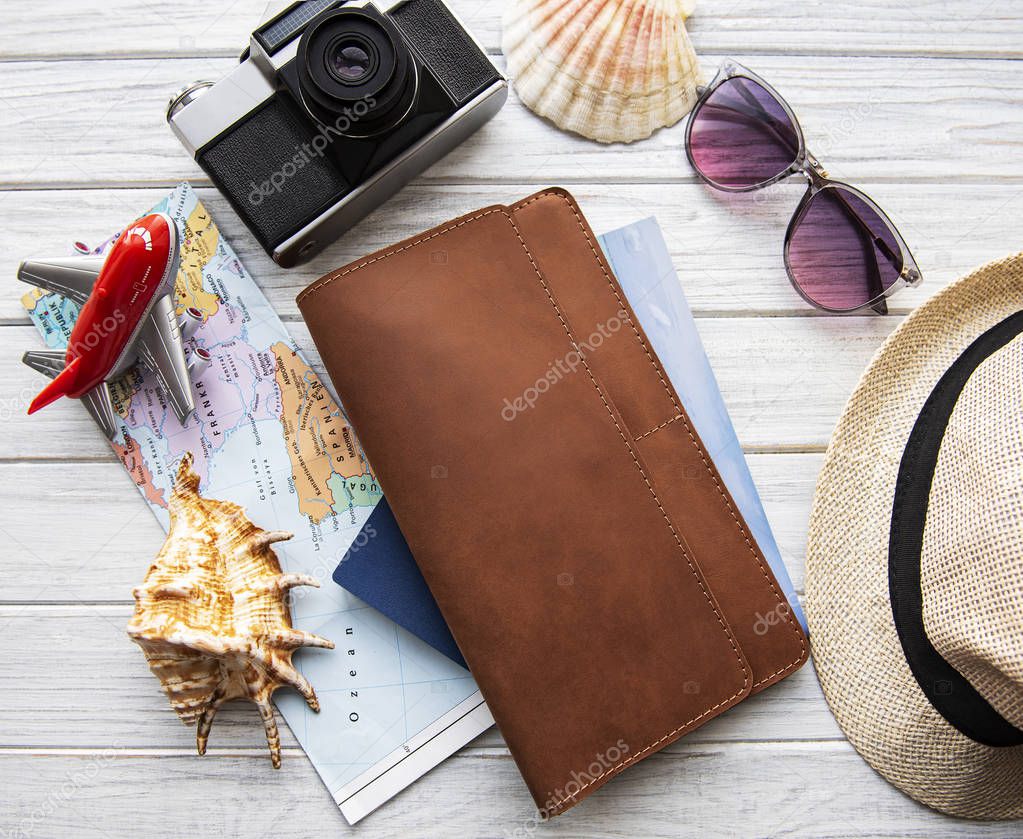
[805,253,1023,820]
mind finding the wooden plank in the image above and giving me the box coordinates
[0,605,837,751]
[0,314,891,460]
[689,2,1023,59]
[0,463,166,600]
[3,181,1020,324]
[1,0,1021,59]
[0,0,276,59]
[749,453,820,591]
[1,55,1022,188]
[0,745,1017,838]
[0,452,821,746]
[0,453,820,603]
[2,3,1020,837]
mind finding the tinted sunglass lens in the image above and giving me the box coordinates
[688,77,801,188]
[787,187,904,311]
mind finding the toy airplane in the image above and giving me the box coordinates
[19,213,208,440]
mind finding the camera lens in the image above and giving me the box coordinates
[297,7,417,137]
[327,37,375,84]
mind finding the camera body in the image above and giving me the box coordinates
[167,0,507,267]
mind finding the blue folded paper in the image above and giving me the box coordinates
[334,217,807,668]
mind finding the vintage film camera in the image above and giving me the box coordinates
[167,0,507,267]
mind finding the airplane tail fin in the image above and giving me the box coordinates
[28,356,81,415]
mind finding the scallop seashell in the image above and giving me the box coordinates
[127,453,333,768]
[503,0,700,144]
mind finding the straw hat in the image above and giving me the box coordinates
[805,253,1023,820]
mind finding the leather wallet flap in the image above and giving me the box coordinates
[509,191,808,694]
[297,189,805,817]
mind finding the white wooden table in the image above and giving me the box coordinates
[1,2,1021,837]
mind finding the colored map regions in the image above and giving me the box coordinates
[112,430,167,508]
[109,370,143,419]
[328,472,383,510]
[174,201,221,318]
[273,341,378,523]
[21,288,77,350]
[20,184,484,820]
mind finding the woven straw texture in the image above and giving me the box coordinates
[921,334,1023,732]
[805,252,1023,820]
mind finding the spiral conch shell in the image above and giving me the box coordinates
[503,0,700,144]
[127,453,333,768]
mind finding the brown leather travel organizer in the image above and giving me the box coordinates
[297,189,808,817]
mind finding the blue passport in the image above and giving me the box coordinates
[334,218,807,668]
[337,497,467,669]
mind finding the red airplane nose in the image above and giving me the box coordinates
[27,356,82,415]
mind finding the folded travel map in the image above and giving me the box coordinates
[20,182,491,825]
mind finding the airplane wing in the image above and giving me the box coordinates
[22,350,119,440]
[135,294,195,424]
[17,256,104,306]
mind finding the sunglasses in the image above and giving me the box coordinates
[685,61,922,314]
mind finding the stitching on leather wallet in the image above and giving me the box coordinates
[634,410,805,687]
[541,691,745,818]
[304,198,751,812]
[635,415,684,439]
[295,206,505,303]
[527,191,806,695]
[296,192,803,814]
[521,191,806,693]
[503,207,747,663]
[500,205,755,815]
[517,192,681,416]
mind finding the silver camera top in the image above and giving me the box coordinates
[167,1,415,154]
[165,0,507,266]
[248,1,405,70]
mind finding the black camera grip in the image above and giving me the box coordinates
[392,0,499,104]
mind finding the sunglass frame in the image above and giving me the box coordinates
[685,60,923,314]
